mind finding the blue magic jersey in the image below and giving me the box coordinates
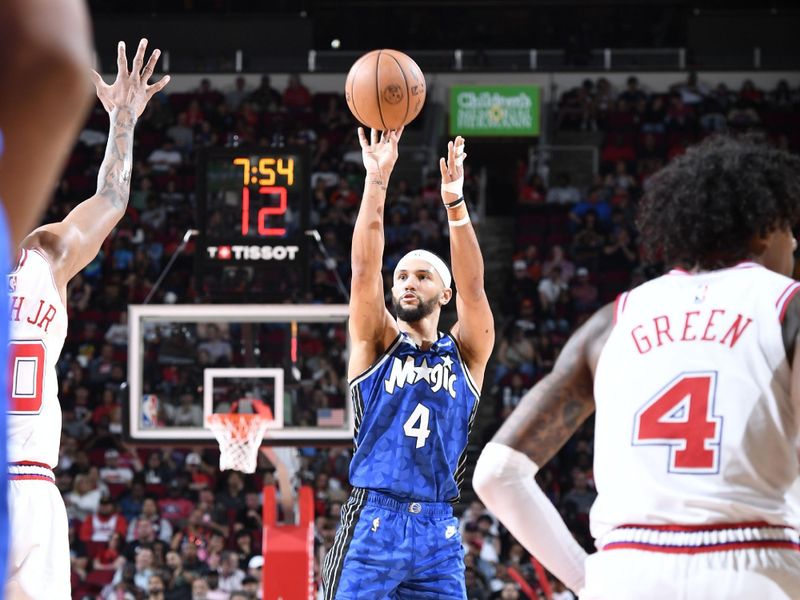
[348,332,480,503]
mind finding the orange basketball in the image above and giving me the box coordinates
[344,49,426,131]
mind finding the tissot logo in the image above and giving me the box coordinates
[206,245,300,261]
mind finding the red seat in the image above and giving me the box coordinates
[84,541,106,560]
[106,482,129,499]
[516,233,543,248]
[145,483,167,497]
[545,233,569,246]
[85,569,115,587]
[87,448,107,466]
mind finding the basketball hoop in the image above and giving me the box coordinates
[206,400,273,473]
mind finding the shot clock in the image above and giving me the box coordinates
[196,148,310,301]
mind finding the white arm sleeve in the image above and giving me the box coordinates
[473,441,588,594]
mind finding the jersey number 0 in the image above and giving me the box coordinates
[633,372,722,474]
[7,340,46,415]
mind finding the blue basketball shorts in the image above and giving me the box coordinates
[322,489,466,600]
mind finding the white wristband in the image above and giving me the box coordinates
[448,215,471,227]
[441,176,464,197]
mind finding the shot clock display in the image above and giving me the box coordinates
[197,148,310,301]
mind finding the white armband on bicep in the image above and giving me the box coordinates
[473,442,588,594]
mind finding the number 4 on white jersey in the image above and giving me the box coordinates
[404,403,431,449]
[633,371,722,474]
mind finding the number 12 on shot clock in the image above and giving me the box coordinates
[233,156,295,237]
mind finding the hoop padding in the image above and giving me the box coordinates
[207,413,270,473]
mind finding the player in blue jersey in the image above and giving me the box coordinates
[322,128,494,599]
[0,2,93,594]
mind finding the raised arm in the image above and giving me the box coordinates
[22,38,170,288]
[441,137,494,389]
[472,303,614,594]
[347,127,403,378]
[0,0,93,247]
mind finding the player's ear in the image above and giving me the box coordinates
[440,288,453,305]
[748,232,768,257]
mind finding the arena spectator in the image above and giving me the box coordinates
[128,496,174,544]
[226,76,249,109]
[158,480,195,525]
[545,173,581,204]
[66,473,103,522]
[147,139,183,172]
[538,266,569,314]
[542,245,575,283]
[217,550,246,592]
[99,448,134,486]
[167,112,194,152]
[80,496,128,545]
[197,324,233,365]
[669,70,710,105]
[562,471,597,519]
[495,324,536,383]
[619,75,647,105]
[92,531,125,572]
[249,74,282,110]
[282,74,312,112]
[570,267,599,313]
[119,480,147,521]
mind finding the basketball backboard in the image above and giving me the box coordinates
[126,304,353,446]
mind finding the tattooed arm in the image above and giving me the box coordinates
[472,303,614,593]
[22,38,169,289]
[492,302,612,459]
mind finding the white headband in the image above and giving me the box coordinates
[394,249,452,288]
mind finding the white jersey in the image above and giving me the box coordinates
[7,248,68,468]
[592,262,800,541]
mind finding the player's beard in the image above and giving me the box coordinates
[393,292,439,322]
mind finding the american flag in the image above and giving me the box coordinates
[317,408,345,427]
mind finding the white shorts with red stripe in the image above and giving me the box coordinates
[582,522,800,600]
[5,462,71,600]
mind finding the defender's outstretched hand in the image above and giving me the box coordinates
[358,126,404,180]
[90,38,170,118]
[439,135,467,205]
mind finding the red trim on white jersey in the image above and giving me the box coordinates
[668,262,760,277]
[9,248,27,274]
[600,521,800,554]
[8,461,55,483]
[776,281,800,322]
[613,292,630,324]
[732,261,760,269]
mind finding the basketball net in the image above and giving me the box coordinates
[206,399,273,473]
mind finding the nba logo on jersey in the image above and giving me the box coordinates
[141,394,160,428]
[8,275,16,294]
[693,283,708,304]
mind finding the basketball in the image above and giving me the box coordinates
[344,49,427,131]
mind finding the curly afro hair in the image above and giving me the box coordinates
[637,135,800,270]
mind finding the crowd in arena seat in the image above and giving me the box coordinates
[48,71,800,599]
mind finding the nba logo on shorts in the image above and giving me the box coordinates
[141,394,160,428]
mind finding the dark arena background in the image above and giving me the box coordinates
[32,1,800,598]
